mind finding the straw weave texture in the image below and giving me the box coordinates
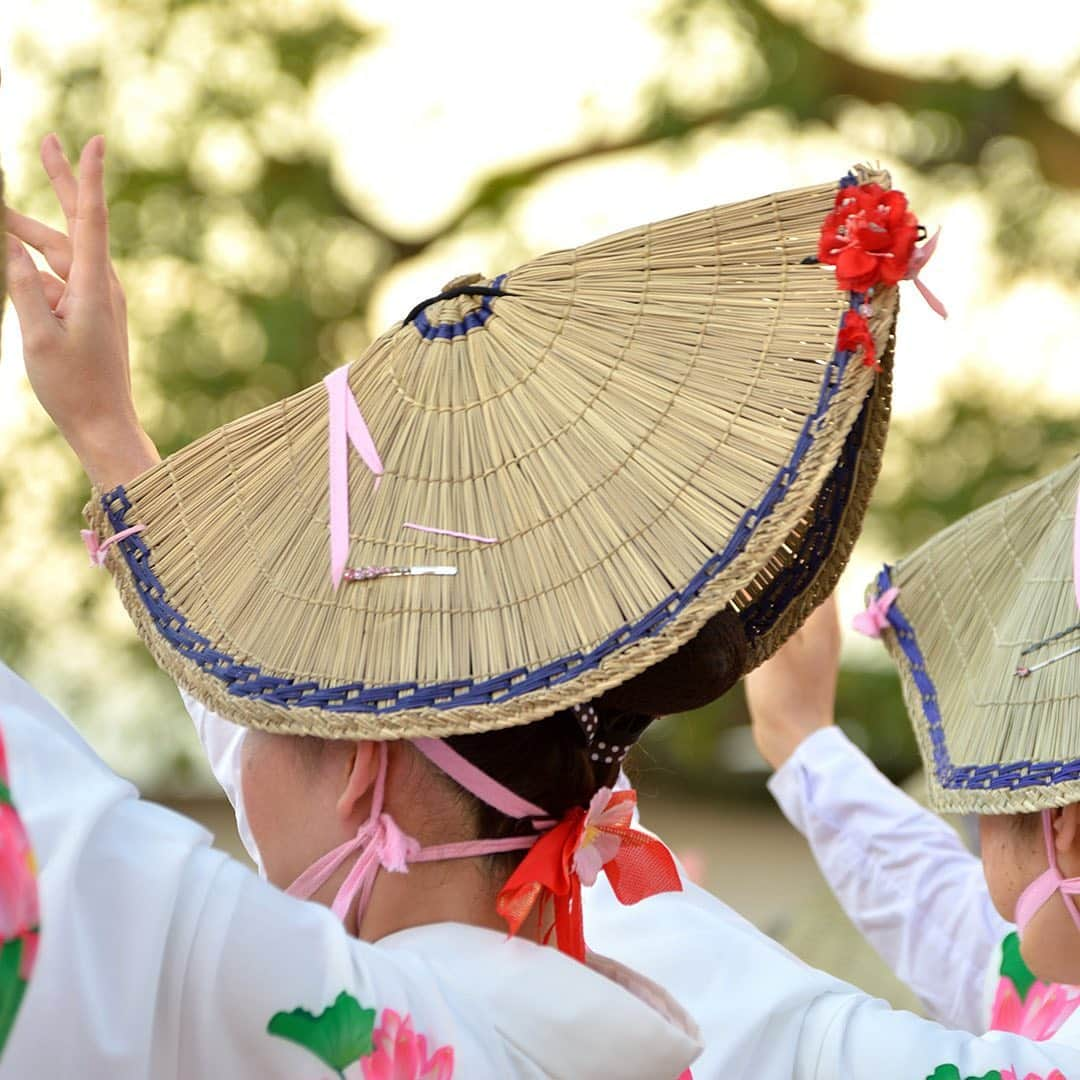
[881,455,1080,814]
[89,170,895,739]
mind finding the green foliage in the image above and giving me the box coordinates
[871,385,1078,554]
[14,0,375,453]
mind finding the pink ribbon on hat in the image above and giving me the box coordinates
[80,524,145,568]
[905,227,948,319]
[852,586,900,638]
[325,364,384,589]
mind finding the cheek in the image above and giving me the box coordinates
[240,735,345,889]
[240,735,307,887]
[979,815,1038,920]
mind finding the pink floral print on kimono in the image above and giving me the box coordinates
[990,932,1080,1041]
[360,1009,453,1080]
[268,992,453,1079]
[0,724,39,1056]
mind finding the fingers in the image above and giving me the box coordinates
[40,133,79,227]
[39,271,66,310]
[5,235,59,346]
[70,136,110,299]
[5,208,73,280]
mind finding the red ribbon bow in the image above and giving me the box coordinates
[495,788,683,962]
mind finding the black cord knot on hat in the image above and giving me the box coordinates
[403,274,513,327]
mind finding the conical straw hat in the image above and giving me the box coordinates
[87,166,907,740]
[868,455,1080,814]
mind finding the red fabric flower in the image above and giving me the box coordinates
[836,309,878,370]
[818,183,919,292]
[495,788,682,962]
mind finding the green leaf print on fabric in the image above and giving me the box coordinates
[1000,931,1037,1003]
[0,938,28,1051]
[924,1067,1001,1080]
[267,990,376,1078]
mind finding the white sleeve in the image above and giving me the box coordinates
[180,689,245,808]
[584,850,1080,1078]
[768,726,1009,1032]
[798,986,1080,1079]
[0,663,521,1079]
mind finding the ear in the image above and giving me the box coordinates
[1053,804,1080,858]
[335,742,381,823]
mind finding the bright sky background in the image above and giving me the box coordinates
[1,0,1079,780]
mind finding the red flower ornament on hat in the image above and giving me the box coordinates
[496,786,682,962]
[818,183,919,292]
[816,175,947,339]
[836,310,878,370]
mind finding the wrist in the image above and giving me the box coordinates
[756,714,833,771]
[69,421,160,490]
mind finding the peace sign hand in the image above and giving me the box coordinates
[5,134,158,489]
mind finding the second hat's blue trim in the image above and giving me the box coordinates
[874,566,1080,790]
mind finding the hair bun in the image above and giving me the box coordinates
[597,608,748,717]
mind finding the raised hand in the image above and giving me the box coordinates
[5,134,158,489]
[744,593,841,770]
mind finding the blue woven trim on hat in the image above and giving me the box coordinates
[740,381,868,639]
[101,290,867,717]
[412,274,508,341]
[876,567,1080,790]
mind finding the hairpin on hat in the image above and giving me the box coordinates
[344,566,457,583]
[1015,477,1080,679]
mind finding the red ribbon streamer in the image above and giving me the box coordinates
[495,790,683,962]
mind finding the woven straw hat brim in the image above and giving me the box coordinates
[742,323,894,670]
[873,455,1080,814]
[87,169,897,740]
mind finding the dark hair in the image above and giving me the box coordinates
[444,608,748,873]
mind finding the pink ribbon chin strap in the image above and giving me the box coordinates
[286,740,546,924]
[1014,810,1080,935]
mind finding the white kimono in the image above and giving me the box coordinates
[184,694,1080,1078]
[0,662,702,1079]
[770,726,1080,1045]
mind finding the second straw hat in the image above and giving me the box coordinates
[87,165,924,739]
[864,455,1080,814]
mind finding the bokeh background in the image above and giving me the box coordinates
[2,0,1079,1007]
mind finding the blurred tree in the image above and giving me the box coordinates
[3,0,1078,789]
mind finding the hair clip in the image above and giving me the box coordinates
[343,566,457,582]
[1015,621,1080,678]
[572,703,634,767]
[572,702,599,745]
[589,739,629,767]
